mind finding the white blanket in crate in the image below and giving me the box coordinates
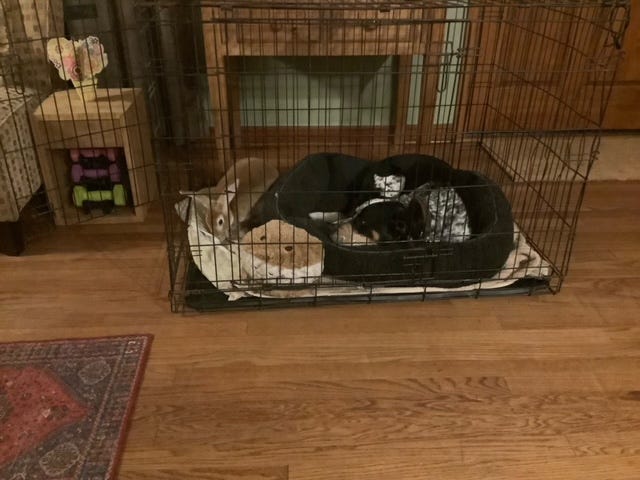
[176,191,550,301]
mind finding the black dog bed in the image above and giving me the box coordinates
[250,153,515,286]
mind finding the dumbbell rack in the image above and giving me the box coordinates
[30,88,157,226]
[69,148,128,215]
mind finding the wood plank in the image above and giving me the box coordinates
[290,455,640,480]
[604,85,640,129]
[118,466,288,480]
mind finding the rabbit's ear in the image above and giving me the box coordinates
[214,193,229,214]
[227,178,239,193]
[225,178,239,202]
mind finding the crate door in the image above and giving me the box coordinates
[462,4,626,134]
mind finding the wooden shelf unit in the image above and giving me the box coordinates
[31,88,157,226]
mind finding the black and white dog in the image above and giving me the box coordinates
[350,198,429,243]
[312,172,470,246]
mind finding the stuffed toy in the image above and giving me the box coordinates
[399,183,471,243]
[240,220,324,284]
[47,36,108,100]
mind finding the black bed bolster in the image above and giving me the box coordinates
[252,153,515,287]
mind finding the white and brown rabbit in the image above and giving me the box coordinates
[208,157,279,242]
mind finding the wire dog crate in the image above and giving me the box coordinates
[146,0,629,312]
[0,0,630,311]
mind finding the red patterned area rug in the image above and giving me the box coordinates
[0,335,152,480]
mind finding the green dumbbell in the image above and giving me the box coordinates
[72,185,128,213]
[72,185,89,208]
[112,184,127,206]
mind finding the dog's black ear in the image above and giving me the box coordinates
[392,218,408,237]
[407,198,429,239]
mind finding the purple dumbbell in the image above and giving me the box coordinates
[70,148,122,183]
[71,163,84,183]
[108,163,121,182]
[81,167,110,179]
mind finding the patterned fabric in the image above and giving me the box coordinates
[370,174,471,243]
[0,0,63,221]
[0,0,64,91]
[0,335,153,480]
[0,86,40,221]
[401,183,471,243]
[0,23,8,56]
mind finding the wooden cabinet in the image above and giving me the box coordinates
[461,5,627,134]
[212,7,429,57]
[201,5,444,168]
[604,0,640,129]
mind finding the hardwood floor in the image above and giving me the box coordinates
[1,181,639,479]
